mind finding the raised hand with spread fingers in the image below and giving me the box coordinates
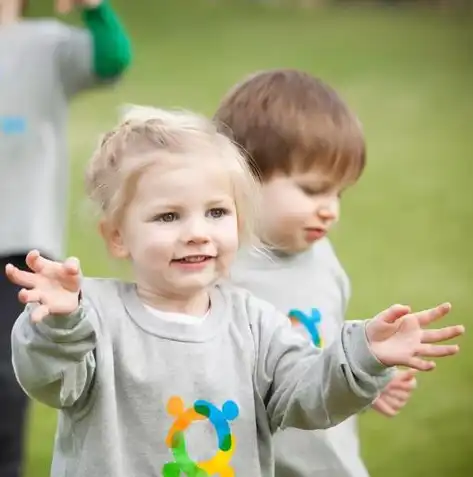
[5,250,81,323]
[366,303,463,372]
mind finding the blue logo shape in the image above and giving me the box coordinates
[0,116,27,135]
[288,308,323,347]
[194,399,239,451]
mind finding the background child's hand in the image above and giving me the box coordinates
[55,0,102,15]
[5,250,81,323]
[366,303,464,371]
[372,369,417,417]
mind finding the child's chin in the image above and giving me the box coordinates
[286,238,317,254]
[297,244,315,254]
[173,272,219,293]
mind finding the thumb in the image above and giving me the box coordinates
[63,256,81,276]
[377,304,411,324]
[61,257,82,292]
[399,368,418,381]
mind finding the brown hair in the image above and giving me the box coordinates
[214,69,366,186]
[85,105,259,245]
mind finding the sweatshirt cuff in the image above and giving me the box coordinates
[35,307,86,341]
[342,320,390,376]
[81,0,132,79]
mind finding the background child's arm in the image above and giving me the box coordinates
[11,303,98,410]
[57,0,132,95]
[82,0,132,79]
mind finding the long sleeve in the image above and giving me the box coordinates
[253,304,393,433]
[11,303,98,410]
[82,0,132,78]
[55,1,131,96]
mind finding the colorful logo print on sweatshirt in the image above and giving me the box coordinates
[162,396,239,477]
[288,308,324,347]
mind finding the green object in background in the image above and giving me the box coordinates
[83,0,132,79]
[23,1,472,477]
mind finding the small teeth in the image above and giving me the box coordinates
[179,256,208,263]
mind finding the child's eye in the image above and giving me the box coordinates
[300,185,324,196]
[155,212,179,223]
[207,208,228,219]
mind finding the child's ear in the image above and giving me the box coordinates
[99,219,129,259]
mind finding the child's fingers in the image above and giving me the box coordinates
[416,302,452,326]
[379,393,406,411]
[406,357,436,372]
[63,257,81,275]
[378,304,411,324]
[422,325,465,344]
[5,264,36,288]
[18,288,42,305]
[383,389,412,402]
[398,368,418,381]
[388,377,417,392]
[390,369,417,389]
[26,250,56,274]
[60,258,81,293]
[372,398,398,417]
[31,304,50,323]
[416,343,460,358]
[25,250,41,272]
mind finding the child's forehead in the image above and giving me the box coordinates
[275,168,341,187]
[292,158,362,188]
[148,149,225,171]
[134,154,235,200]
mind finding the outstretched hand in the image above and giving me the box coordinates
[366,303,464,371]
[5,250,81,323]
[372,369,417,417]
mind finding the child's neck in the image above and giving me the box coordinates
[137,285,210,317]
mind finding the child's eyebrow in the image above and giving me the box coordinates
[144,196,234,211]
[206,196,234,206]
[145,201,183,211]
[297,178,334,190]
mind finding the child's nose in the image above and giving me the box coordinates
[317,200,339,221]
[183,218,210,244]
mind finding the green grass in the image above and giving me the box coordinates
[24,1,472,476]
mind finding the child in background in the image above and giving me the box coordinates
[215,69,421,476]
[6,106,462,477]
[0,1,131,475]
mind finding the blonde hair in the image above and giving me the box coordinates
[85,104,259,246]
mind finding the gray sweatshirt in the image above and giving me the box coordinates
[231,239,371,477]
[11,278,391,477]
[0,20,97,260]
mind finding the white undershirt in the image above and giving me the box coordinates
[142,304,210,325]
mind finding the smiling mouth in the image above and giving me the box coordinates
[173,255,214,264]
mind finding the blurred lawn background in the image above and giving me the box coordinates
[24,1,472,476]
